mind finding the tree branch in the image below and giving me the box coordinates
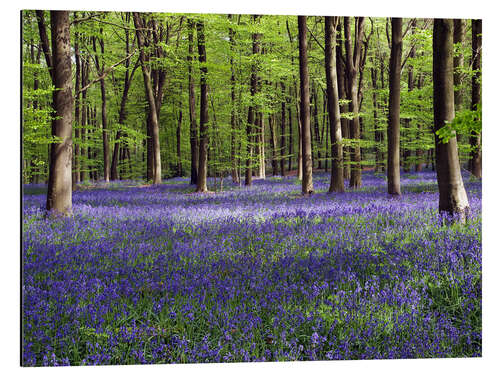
[76,49,137,96]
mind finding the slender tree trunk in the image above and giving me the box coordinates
[196,20,209,192]
[258,110,266,179]
[325,16,344,193]
[433,18,470,222]
[453,19,464,114]
[312,83,321,169]
[269,113,279,176]
[469,19,482,178]
[344,17,365,189]
[280,81,286,176]
[371,65,382,172]
[228,15,239,183]
[111,18,136,181]
[245,15,262,186]
[387,18,402,196]
[187,19,199,185]
[298,16,313,195]
[177,85,183,177]
[415,73,425,172]
[45,11,73,216]
[73,27,81,190]
[336,24,350,181]
[80,58,88,182]
[93,32,110,182]
[287,87,293,172]
[133,12,162,184]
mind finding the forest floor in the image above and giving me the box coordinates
[22,170,482,365]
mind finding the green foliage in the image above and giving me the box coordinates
[435,105,482,144]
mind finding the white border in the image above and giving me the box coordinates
[4,1,498,374]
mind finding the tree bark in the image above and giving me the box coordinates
[469,19,482,178]
[387,18,402,196]
[344,17,365,189]
[245,15,262,186]
[325,16,344,193]
[415,72,425,172]
[45,11,73,216]
[133,12,162,184]
[92,31,110,182]
[280,81,287,176]
[433,19,470,222]
[453,19,464,113]
[111,15,136,181]
[187,19,199,185]
[73,24,81,189]
[196,20,209,192]
[269,113,278,176]
[336,22,350,181]
[298,16,313,195]
[228,15,239,183]
[287,86,293,172]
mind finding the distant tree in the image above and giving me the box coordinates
[387,18,402,196]
[469,19,482,178]
[187,18,199,185]
[196,20,209,192]
[37,11,73,216]
[133,12,162,184]
[325,16,344,193]
[92,27,110,182]
[111,13,138,181]
[245,15,262,186]
[433,19,469,222]
[228,14,240,184]
[298,16,313,195]
[344,17,365,189]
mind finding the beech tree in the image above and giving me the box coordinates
[469,19,482,178]
[133,12,162,184]
[387,18,402,196]
[23,13,481,198]
[298,16,313,195]
[325,16,344,193]
[343,17,365,189]
[39,11,73,216]
[195,20,209,192]
[433,19,469,222]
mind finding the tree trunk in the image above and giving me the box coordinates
[415,73,425,172]
[258,110,266,179]
[453,19,464,113]
[371,65,382,172]
[433,18,470,222]
[298,16,313,195]
[196,20,209,192]
[228,15,239,183]
[176,85,183,177]
[269,113,279,176]
[245,15,262,186]
[93,32,110,182]
[280,81,286,176]
[111,17,135,181]
[312,83,321,169]
[45,11,73,216]
[133,12,162,184]
[73,27,81,189]
[344,17,365,189]
[387,18,402,196]
[336,23,350,181]
[469,19,482,178]
[288,87,293,172]
[187,19,199,185]
[325,16,344,193]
